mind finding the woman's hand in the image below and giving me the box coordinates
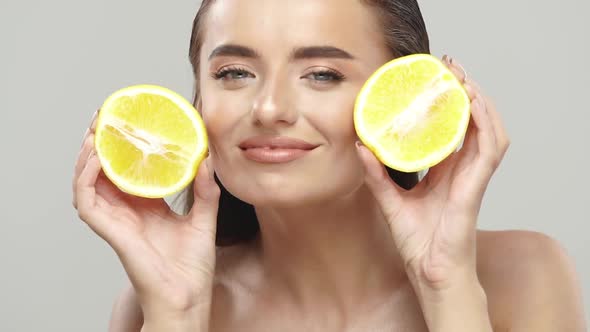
[72,111,220,329]
[357,56,510,292]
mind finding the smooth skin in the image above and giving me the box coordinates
[73,0,586,331]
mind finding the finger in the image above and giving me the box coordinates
[421,149,459,191]
[75,149,100,209]
[73,133,95,189]
[80,109,100,147]
[463,80,477,101]
[73,130,96,205]
[75,109,99,170]
[442,55,467,84]
[459,79,485,159]
[355,142,403,221]
[75,151,111,236]
[481,96,510,160]
[470,93,499,180]
[457,116,479,162]
[73,110,100,206]
[90,109,99,130]
[73,137,96,208]
[465,76,482,92]
[75,152,130,253]
[187,155,220,236]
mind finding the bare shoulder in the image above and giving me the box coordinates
[476,230,586,331]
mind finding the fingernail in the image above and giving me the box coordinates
[80,128,90,148]
[89,109,100,129]
[449,57,468,82]
[454,60,466,74]
[355,141,364,148]
[442,54,450,64]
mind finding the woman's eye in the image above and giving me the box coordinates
[305,70,345,83]
[213,68,254,81]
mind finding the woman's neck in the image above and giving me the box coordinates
[253,184,409,315]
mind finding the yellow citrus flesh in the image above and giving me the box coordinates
[95,85,208,198]
[354,54,471,172]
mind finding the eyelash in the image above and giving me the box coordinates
[211,66,346,83]
[211,66,253,80]
[305,69,346,83]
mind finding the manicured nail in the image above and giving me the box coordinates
[453,59,466,73]
[448,57,467,82]
[89,109,99,129]
[80,128,90,148]
[87,150,95,161]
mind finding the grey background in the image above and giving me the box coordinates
[2,0,588,330]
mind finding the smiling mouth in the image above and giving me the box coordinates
[238,136,319,163]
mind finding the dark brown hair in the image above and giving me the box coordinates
[180,0,430,246]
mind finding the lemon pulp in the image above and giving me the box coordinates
[95,85,208,198]
[354,54,471,172]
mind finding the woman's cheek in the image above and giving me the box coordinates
[202,95,236,133]
[309,91,357,140]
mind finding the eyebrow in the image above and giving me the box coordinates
[292,46,355,60]
[208,44,355,61]
[208,44,260,60]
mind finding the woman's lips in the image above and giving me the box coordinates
[241,147,313,163]
[239,136,319,163]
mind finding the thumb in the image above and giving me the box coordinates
[355,141,403,221]
[188,156,220,235]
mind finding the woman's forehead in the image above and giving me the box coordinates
[202,0,385,58]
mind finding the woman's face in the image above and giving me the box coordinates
[199,0,392,207]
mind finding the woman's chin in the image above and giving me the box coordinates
[242,190,323,209]
[218,168,365,209]
[233,181,364,210]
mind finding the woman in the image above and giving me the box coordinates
[73,0,586,331]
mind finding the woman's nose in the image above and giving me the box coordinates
[251,78,298,127]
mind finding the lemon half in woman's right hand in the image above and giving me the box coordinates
[94,85,208,198]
